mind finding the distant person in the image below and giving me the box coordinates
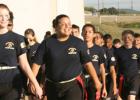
[95,32,104,46]
[8,11,14,32]
[103,34,121,100]
[71,24,80,38]
[134,33,140,100]
[44,31,51,40]
[113,38,122,49]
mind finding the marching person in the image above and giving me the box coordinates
[31,14,102,100]
[0,3,42,100]
[115,30,140,100]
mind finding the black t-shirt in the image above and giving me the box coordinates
[103,46,116,73]
[34,34,91,82]
[27,43,40,66]
[115,46,139,78]
[0,32,27,66]
[88,45,105,75]
[0,32,27,83]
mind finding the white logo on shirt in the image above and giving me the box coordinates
[68,48,77,54]
[92,55,99,62]
[111,57,116,61]
[131,54,138,59]
[5,42,14,50]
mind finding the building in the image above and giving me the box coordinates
[0,0,85,42]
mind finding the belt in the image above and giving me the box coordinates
[47,77,76,84]
[0,66,17,70]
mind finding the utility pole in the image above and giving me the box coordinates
[131,0,133,11]
[118,0,120,15]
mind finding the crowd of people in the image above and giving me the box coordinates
[0,3,140,100]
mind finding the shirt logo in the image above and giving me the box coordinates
[5,42,14,50]
[131,54,138,59]
[111,57,116,61]
[20,42,26,48]
[92,55,99,62]
[68,47,77,54]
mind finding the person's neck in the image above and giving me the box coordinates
[135,45,140,49]
[29,41,36,46]
[124,44,133,49]
[0,28,8,35]
[87,41,94,48]
[57,34,69,42]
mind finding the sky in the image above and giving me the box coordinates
[84,0,140,11]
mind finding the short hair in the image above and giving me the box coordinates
[122,30,134,37]
[53,14,69,28]
[134,33,140,38]
[96,32,103,38]
[72,24,79,29]
[113,38,121,44]
[82,24,96,33]
[9,11,14,22]
[103,34,112,41]
[24,28,35,36]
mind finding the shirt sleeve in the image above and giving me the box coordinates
[99,48,106,64]
[16,35,27,56]
[108,49,116,66]
[33,40,47,65]
[79,42,91,64]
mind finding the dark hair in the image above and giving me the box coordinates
[113,38,121,44]
[53,14,69,28]
[44,31,51,39]
[103,34,112,41]
[72,24,79,30]
[134,33,140,38]
[96,32,103,38]
[24,28,35,36]
[122,30,134,37]
[9,11,14,22]
[82,24,96,33]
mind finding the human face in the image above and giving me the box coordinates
[134,37,140,48]
[25,34,34,43]
[7,20,13,31]
[122,34,134,47]
[82,26,95,42]
[72,28,80,38]
[55,17,72,37]
[105,38,112,48]
[95,33,103,46]
[0,8,10,29]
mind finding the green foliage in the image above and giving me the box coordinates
[100,7,118,15]
[84,6,96,13]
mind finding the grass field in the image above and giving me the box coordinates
[85,15,140,39]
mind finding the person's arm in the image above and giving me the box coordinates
[100,63,107,98]
[84,62,102,92]
[110,65,118,95]
[18,53,42,99]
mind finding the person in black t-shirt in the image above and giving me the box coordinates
[115,30,140,100]
[82,24,107,100]
[103,34,121,100]
[30,14,102,100]
[134,33,140,100]
[0,4,42,100]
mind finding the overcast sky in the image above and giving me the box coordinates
[84,0,140,11]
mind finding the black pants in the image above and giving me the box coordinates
[46,80,83,100]
[0,69,22,100]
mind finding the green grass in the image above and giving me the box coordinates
[85,15,140,39]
